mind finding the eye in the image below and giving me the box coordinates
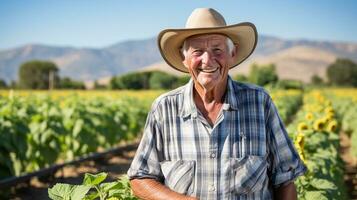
[213,48,222,54]
[192,49,203,56]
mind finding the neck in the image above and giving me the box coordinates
[192,78,228,126]
[193,78,228,104]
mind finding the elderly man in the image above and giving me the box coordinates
[127,8,306,200]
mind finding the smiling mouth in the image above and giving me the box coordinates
[199,67,219,73]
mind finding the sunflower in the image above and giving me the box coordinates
[296,146,305,163]
[325,112,334,122]
[313,118,326,132]
[295,132,305,149]
[325,107,334,115]
[305,113,314,121]
[326,120,338,132]
[297,122,309,132]
[294,132,305,162]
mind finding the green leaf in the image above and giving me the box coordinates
[41,130,52,144]
[73,119,83,137]
[305,191,328,200]
[40,121,47,132]
[71,185,92,200]
[107,188,127,198]
[48,183,73,200]
[9,152,22,176]
[107,197,120,200]
[310,178,337,190]
[100,181,120,193]
[49,184,91,200]
[82,192,99,200]
[83,172,107,186]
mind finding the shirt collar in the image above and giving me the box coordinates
[179,78,198,118]
[225,76,239,111]
[179,76,238,118]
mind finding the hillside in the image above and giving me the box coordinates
[1,35,356,83]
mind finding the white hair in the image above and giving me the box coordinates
[181,36,235,58]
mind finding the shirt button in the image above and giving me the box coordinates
[210,153,216,158]
[209,184,215,191]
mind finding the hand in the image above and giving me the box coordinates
[131,178,199,200]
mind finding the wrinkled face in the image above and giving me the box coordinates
[182,34,235,91]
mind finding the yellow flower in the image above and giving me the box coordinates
[313,118,325,131]
[297,122,309,132]
[295,146,305,162]
[294,132,305,162]
[325,107,334,115]
[305,113,314,121]
[296,146,305,163]
[326,120,338,132]
[327,110,334,117]
[295,132,305,148]
[325,100,332,107]
[324,113,334,123]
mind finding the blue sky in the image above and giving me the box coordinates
[0,0,356,50]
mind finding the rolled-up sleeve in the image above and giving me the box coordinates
[127,107,164,181]
[265,96,307,188]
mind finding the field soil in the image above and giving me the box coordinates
[340,131,357,200]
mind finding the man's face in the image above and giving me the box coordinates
[182,34,236,91]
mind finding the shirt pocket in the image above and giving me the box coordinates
[230,155,267,194]
[159,160,195,195]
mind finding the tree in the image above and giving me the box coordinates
[311,75,324,85]
[59,77,85,89]
[110,71,151,89]
[18,60,59,89]
[327,58,357,86]
[0,79,7,89]
[149,71,178,89]
[276,79,303,90]
[110,71,190,90]
[233,74,248,82]
[174,76,191,88]
[248,63,278,86]
[93,80,107,90]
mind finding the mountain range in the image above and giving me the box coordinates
[1,35,357,84]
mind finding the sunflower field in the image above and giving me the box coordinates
[0,90,162,179]
[1,88,356,199]
[286,91,348,199]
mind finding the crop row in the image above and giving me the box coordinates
[327,89,357,157]
[0,94,158,180]
[287,91,348,200]
[270,89,302,124]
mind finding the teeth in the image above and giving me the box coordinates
[200,67,218,73]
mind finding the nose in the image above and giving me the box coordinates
[201,51,214,66]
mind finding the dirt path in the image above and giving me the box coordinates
[340,132,357,200]
[9,144,138,200]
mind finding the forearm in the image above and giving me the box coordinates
[130,178,197,200]
[274,182,297,200]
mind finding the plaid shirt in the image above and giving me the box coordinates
[128,77,306,200]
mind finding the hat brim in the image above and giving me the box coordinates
[157,22,258,73]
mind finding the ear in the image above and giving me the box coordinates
[182,55,189,68]
[231,44,238,58]
[229,44,239,65]
[182,59,186,67]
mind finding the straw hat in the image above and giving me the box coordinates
[158,8,258,73]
